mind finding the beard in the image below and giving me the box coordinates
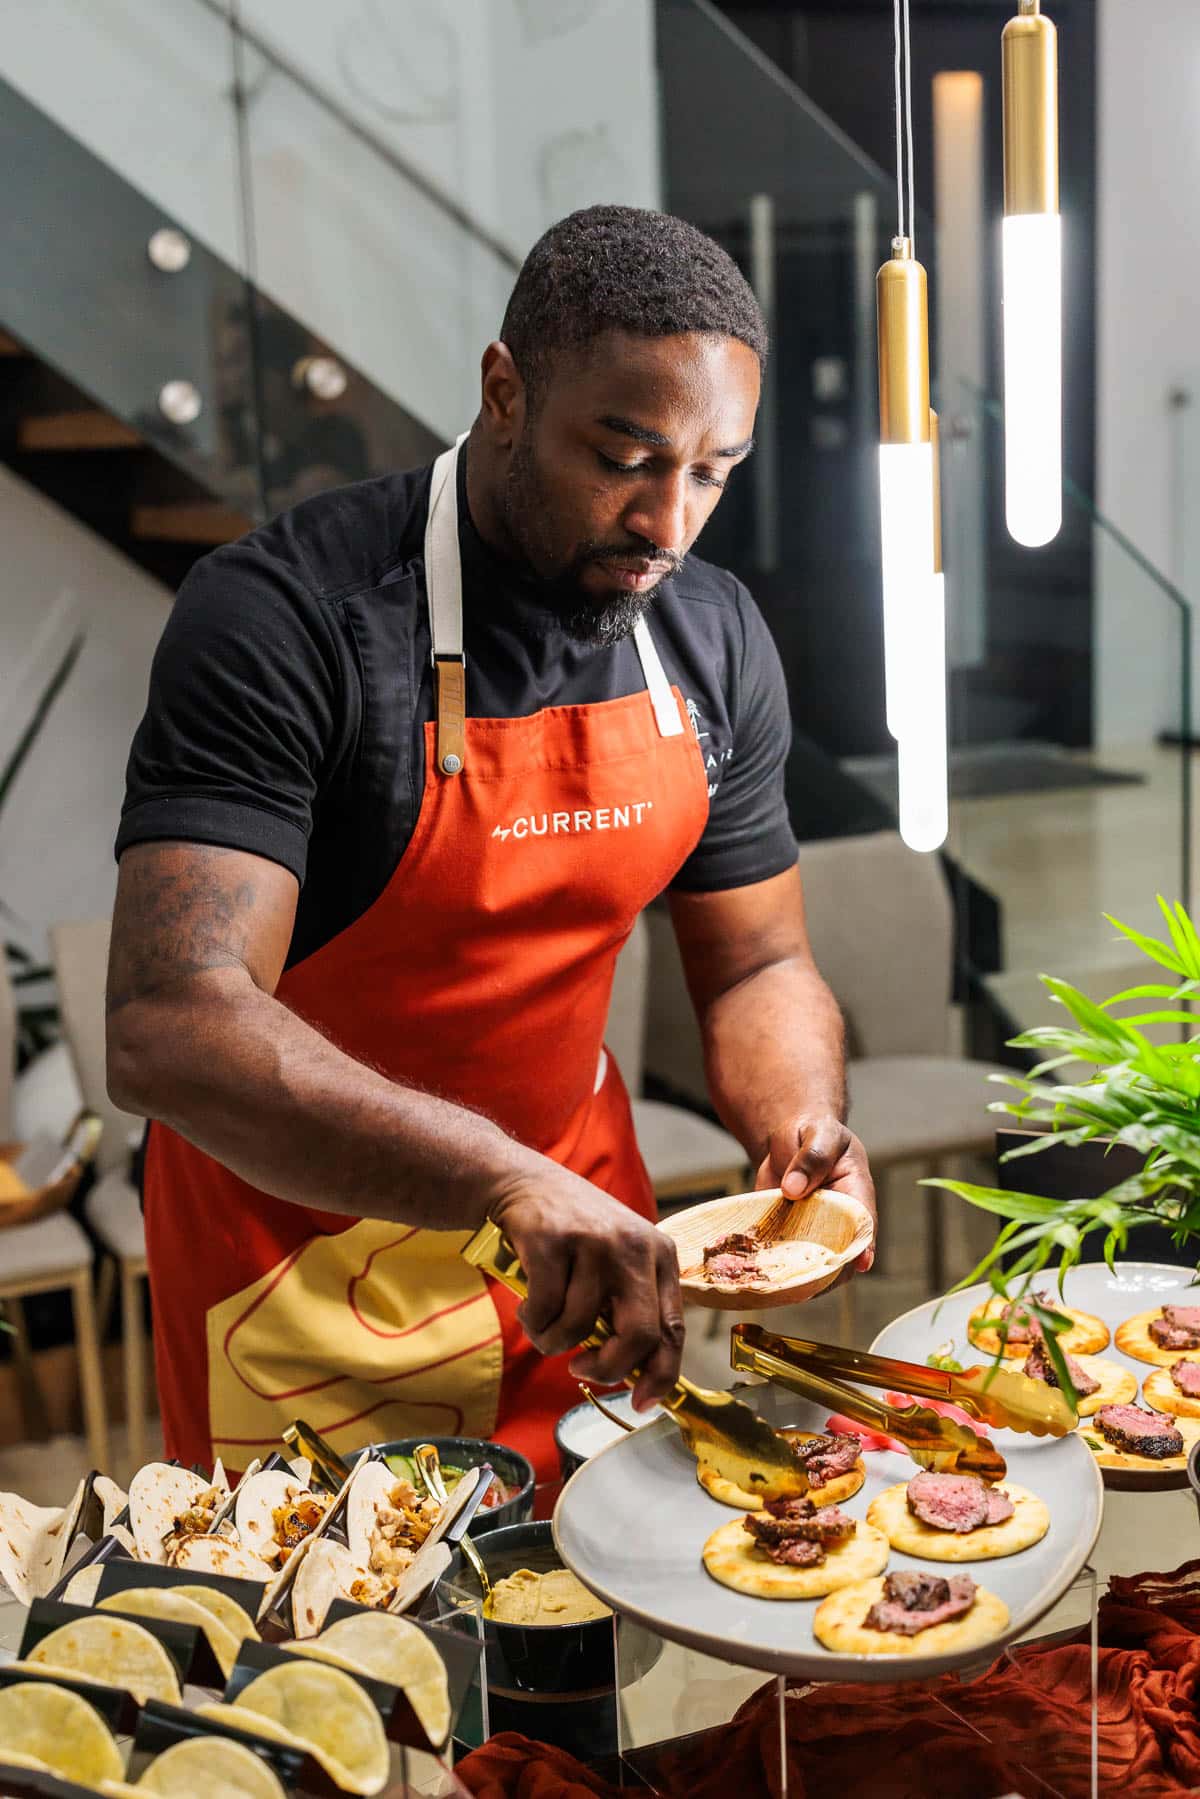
[501,433,679,648]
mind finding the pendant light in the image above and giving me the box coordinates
[897,411,949,853]
[1001,0,1061,547]
[878,0,947,852]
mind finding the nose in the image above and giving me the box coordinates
[622,471,690,559]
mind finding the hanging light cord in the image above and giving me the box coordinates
[904,0,915,252]
[892,0,917,252]
[892,0,904,240]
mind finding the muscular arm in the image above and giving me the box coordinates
[670,866,875,1258]
[107,841,524,1225]
[108,840,684,1400]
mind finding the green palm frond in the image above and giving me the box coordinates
[926,900,1200,1326]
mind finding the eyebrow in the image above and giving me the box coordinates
[598,415,755,460]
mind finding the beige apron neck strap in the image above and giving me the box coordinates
[426,435,683,764]
[425,434,468,775]
[633,616,685,738]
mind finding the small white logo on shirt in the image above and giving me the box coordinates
[686,696,733,797]
[492,802,654,842]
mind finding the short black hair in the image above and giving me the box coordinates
[499,204,767,399]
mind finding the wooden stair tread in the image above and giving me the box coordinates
[19,410,142,451]
[131,502,252,544]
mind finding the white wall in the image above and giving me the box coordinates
[1096,0,1199,745]
[0,0,660,444]
[0,468,168,961]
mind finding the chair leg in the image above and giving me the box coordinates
[69,1270,110,1471]
[924,1159,947,1297]
[95,1255,117,1340]
[837,1279,855,1345]
[120,1260,147,1473]
[3,1296,50,1444]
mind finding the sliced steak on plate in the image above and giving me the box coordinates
[1170,1359,1200,1399]
[787,1431,862,1485]
[759,1497,856,1542]
[864,1570,978,1636]
[743,1508,831,1566]
[1095,1403,1184,1458]
[992,1289,1051,1346]
[906,1470,1011,1533]
[1023,1338,1100,1399]
[702,1232,761,1282]
[744,1496,862,1566]
[763,1535,826,1567]
[1149,1305,1200,1351]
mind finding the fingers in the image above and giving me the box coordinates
[569,1237,683,1402]
[523,1252,608,1359]
[780,1117,850,1198]
[513,1234,572,1347]
[632,1249,686,1408]
[497,1175,686,1402]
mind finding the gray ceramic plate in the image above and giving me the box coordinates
[552,1376,1101,1682]
[871,1259,1200,1492]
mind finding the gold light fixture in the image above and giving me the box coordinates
[877,0,947,853]
[1001,0,1061,546]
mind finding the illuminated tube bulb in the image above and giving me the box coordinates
[898,410,948,852]
[1002,0,1061,547]
[897,571,948,852]
[877,238,934,742]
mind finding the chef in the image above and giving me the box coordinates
[107,204,876,1478]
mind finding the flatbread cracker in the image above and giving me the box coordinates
[1115,1306,1200,1368]
[701,1516,889,1600]
[1078,1411,1200,1473]
[967,1297,1108,1358]
[1143,1365,1200,1419]
[697,1431,865,1511]
[866,1481,1048,1562]
[813,1575,1009,1657]
[1002,1353,1135,1419]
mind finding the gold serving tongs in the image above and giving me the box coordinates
[731,1324,1074,1483]
[462,1220,812,1501]
[282,1419,356,1493]
[732,1324,1077,1440]
[414,1443,492,1603]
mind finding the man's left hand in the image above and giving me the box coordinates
[755,1117,876,1273]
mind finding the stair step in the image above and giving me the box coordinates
[19,410,142,450]
[131,502,252,545]
[0,330,25,356]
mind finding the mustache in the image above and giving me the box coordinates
[583,542,683,575]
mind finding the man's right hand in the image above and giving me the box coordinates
[485,1165,685,1412]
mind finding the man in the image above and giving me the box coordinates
[107,205,875,1478]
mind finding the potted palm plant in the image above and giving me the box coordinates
[930,899,1200,1383]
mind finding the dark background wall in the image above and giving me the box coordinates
[662,0,1097,758]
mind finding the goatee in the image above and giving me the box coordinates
[501,436,676,647]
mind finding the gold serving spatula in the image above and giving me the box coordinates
[732,1325,1076,1438]
[731,1323,1011,1483]
[461,1220,812,1502]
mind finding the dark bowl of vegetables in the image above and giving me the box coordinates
[360,1436,535,1534]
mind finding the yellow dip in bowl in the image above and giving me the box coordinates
[483,1567,611,1627]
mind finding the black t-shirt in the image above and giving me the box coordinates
[117,455,799,968]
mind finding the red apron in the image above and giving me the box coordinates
[144,439,710,1479]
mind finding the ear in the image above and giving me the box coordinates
[479,341,526,447]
